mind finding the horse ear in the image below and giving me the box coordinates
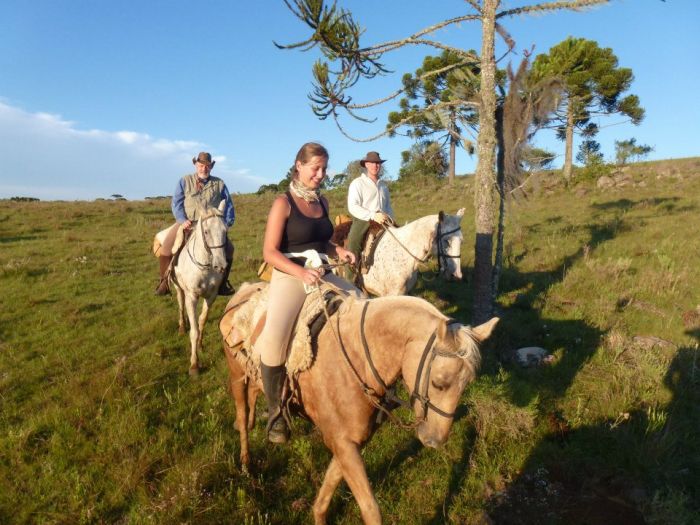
[456,207,465,218]
[218,200,226,213]
[470,317,499,343]
[438,211,445,223]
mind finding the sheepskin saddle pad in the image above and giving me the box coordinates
[152,224,189,258]
[219,281,347,380]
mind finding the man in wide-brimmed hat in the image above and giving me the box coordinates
[154,152,236,296]
[346,151,395,283]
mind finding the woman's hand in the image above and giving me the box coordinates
[182,219,193,230]
[299,267,324,286]
[335,246,356,265]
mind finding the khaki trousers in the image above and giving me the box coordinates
[160,223,180,256]
[256,268,361,367]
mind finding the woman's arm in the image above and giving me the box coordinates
[263,196,324,286]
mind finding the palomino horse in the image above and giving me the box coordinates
[222,288,497,524]
[358,208,465,296]
[171,201,229,375]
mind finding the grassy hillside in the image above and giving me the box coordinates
[1,157,698,524]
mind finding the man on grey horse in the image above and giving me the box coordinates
[346,151,395,283]
[155,152,236,296]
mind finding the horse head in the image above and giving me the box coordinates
[195,200,228,274]
[434,208,465,281]
[410,316,498,448]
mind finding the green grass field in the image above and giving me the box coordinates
[1,158,698,524]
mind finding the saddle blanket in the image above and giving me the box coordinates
[219,281,352,381]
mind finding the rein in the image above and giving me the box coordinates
[380,221,462,275]
[380,224,431,265]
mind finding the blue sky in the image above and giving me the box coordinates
[1,0,698,200]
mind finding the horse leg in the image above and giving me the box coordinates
[246,383,259,431]
[185,294,200,375]
[224,347,251,471]
[313,456,344,525]
[176,285,187,335]
[330,440,381,525]
[196,296,213,355]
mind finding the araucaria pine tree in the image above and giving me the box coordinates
[531,37,645,181]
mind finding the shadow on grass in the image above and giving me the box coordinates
[413,209,655,520]
[589,196,679,211]
[487,341,700,524]
[0,235,40,243]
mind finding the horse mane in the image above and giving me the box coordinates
[374,294,449,322]
[373,295,480,367]
[199,205,223,219]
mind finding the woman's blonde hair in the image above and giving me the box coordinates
[291,142,329,179]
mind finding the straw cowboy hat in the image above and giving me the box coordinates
[192,152,215,168]
[359,151,386,167]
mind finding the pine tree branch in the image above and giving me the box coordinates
[361,15,481,55]
[347,57,478,110]
[333,99,480,143]
[496,0,610,19]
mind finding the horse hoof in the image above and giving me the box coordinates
[189,366,200,377]
[178,327,186,335]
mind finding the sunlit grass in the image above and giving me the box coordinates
[0,157,698,523]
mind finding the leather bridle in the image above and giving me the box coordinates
[436,222,461,275]
[335,301,465,427]
[186,214,227,270]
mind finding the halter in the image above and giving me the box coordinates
[186,214,227,270]
[334,300,466,428]
[435,223,461,275]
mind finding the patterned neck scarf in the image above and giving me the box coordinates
[195,175,209,192]
[289,179,320,203]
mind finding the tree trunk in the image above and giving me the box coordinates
[448,110,456,184]
[492,105,505,307]
[563,97,575,181]
[472,0,499,324]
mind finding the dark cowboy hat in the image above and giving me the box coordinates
[359,151,386,167]
[192,152,215,168]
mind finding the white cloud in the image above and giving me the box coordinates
[0,101,263,200]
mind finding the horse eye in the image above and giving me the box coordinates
[431,380,447,391]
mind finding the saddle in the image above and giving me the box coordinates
[219,282,349,385]
[331,218,387,277]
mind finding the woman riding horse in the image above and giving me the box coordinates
[256,142,361,443]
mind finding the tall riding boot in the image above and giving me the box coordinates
[154,255,172,296]
[218,258,235,296]
[261,363,290,444]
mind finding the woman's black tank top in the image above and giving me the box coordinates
[279,191,334,254]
